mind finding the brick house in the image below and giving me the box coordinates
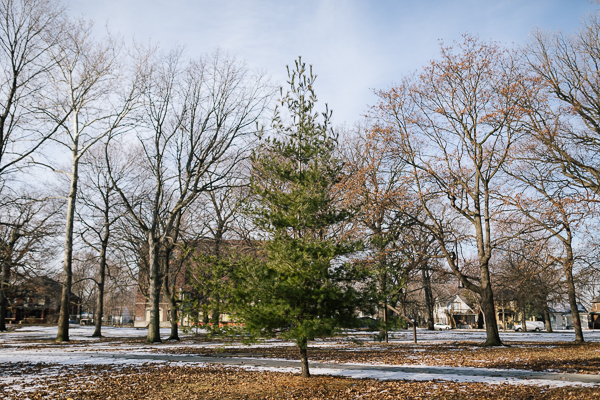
[5,274,80,324]
[589,296,600,329]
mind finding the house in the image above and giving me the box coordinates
[5,274,80,324]
[548,308,567,331]
[548,304,589,330]
[495,288,518,331]
[434,294,483,329]
[589,296,600,329]
[562,304,588,330]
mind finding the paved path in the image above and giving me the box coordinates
[85,352,600,385]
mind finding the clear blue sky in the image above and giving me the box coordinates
[67,0,597,126]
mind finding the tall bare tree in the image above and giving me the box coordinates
[342,126,425,341]
[508,141,592,342]
[106,49,271,343]
[77,146,126,337]
[526,12,600,195]
[373,36,534,346]
[0,0,64,185]
[42,20,143,342]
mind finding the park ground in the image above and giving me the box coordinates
[1,326,600,399]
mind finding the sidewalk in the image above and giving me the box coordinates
[84,351,600,386]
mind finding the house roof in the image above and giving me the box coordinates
[592,295,600,304]
[11,273,80,302]
[563,303,588,314]
[441,294,477,313]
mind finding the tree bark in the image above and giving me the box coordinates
[543,303,553,333]
[378,269,388,342]
[298,337,310,378]
[91,240,107,337]
[422,266,434,330]
[163,266,180,341]
[412,319,417,343]
[564,250,584,343]
[146,235,162,343]
[480,285,502,346]
[57,145,80,342]
[0,258,10,331]
[202,306,209,325]
[211,296,221,329]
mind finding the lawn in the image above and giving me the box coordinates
[1,326,599,399]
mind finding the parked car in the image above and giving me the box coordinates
[514,321,545,332]
[79,318,93,326]
[434,323,452,331]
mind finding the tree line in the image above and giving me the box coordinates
[1,0,599,375]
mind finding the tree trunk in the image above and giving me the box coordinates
[543,303,553,333]
[92,239,108,337]
[211,296,220,331]
[202,306,209,325]
[57,147,80,342]
[146,235,162,343]
[163,270,179,341]
[564,255,584,343]
[412,319,417,343]
[522,309,528,332]
[422,267,434,330]
[378,270,388,342]
[0,257,10,331]
[480,285,502,346]
[168,301,179,340]
[298,337,310,378]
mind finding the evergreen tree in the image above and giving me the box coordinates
[229,58,364,378]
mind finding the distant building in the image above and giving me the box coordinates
[134,239,256,328]
[434,294,483,329]
[547,304,589,330]
[5,274,80,324]
[588,296,600,329]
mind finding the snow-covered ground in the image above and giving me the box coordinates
[1,325,599,391]
[0,325,198,343]
[2,324,599,344]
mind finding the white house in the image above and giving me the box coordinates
[549,304,589,330]
[434,294,480,329]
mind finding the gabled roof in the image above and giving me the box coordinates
[563,303,588,314]
[442,294,476,312]
[592,295,600,304]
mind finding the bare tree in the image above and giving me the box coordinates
[106,49,271,343]
[77,145,126,337]
[508,143,593,342]
[70,250,97,319]
[373,36,534,346]
[495,235,563,333]
[41,20,143,342]
[0,191,62,330]
[341,126,439,340]
[341,127,408,341]
[526,13,600,195]
[0,0,65,185]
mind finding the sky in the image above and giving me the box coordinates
[67,0,597,127]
